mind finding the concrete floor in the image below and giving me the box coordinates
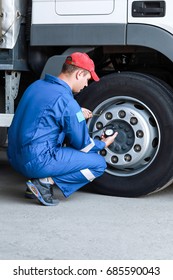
[1,147,173,260]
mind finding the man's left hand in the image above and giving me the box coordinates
[81,108,93,119]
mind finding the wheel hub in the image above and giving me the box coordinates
[107,120,134,154]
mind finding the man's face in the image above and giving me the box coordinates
[73,71,91,93]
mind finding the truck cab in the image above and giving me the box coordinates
[1,0,173,197]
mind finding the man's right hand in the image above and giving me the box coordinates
[101,132,118,147]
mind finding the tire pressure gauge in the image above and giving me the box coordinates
[104,125,115,137]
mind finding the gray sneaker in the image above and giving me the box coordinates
[26,179,59,206]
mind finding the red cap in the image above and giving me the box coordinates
[65,52,100,82]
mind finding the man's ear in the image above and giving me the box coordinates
[76,70,83,80]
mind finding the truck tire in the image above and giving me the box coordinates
[0,86,7,146]
[76,72,173,197]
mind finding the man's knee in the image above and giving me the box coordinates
[94,154,107,177]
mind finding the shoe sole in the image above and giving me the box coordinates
[25,192,35,199]
[26,180,57,206]
[25,187,36,199]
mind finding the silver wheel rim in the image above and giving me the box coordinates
[88,96,160,177]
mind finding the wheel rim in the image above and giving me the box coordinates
[88,96,160,176]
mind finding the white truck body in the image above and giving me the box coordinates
[0,0,26,49]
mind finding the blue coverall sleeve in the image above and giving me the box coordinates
[62,100,105,152]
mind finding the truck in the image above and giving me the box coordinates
[1,0,173,197]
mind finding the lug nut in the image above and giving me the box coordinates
[124,154,132,162]
[134,144,141,152]
[111,156,118,163]
[130,117,138,125]
[105,112,113,120]
[100,149,107,156]
[118,110,126,118]
[136,130,144,138]
[96,122,103,129]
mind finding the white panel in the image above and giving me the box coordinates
[0,114,14,127]
[32,0,127,24]
[55,0,114,16]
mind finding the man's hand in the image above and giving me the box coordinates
[101,132,118,147]
[81,107,93,119]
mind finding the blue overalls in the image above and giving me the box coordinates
[8,74,106,197]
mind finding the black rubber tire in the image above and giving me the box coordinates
[0,86,7,147]
[76,72,173,197]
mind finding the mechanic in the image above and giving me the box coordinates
[7,52,118,206]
